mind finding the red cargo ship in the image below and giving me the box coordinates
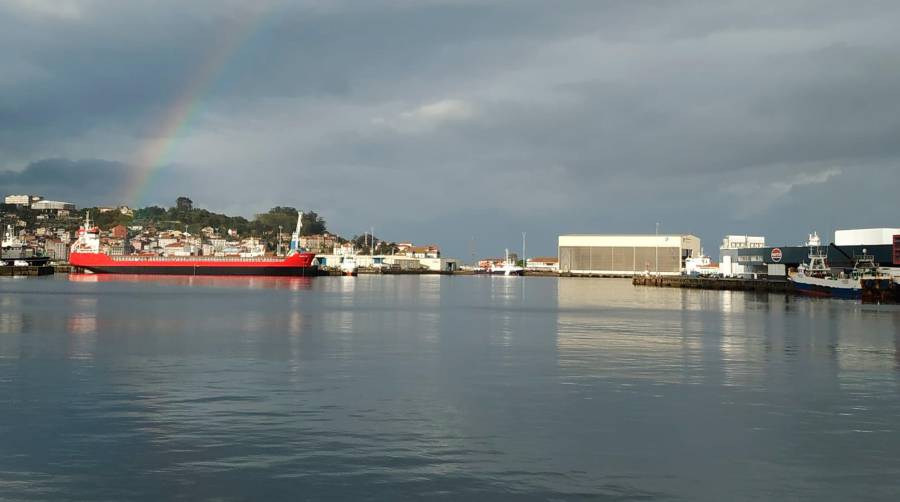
[69,214,317,276]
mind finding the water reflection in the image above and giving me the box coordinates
[68,273,314,291]
[556,278,700,384]
[2,276,900,500]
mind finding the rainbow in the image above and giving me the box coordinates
[124,6,271,207]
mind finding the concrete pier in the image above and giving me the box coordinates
[0,265,55,276]
[633,275,793,293]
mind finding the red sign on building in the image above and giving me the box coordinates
[771,248,783,263]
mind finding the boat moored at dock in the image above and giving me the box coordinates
[489,249,524,276]
[69,213,317,276]
[339,256,359,276]
[2,224,50,267]
[789,248,890,300]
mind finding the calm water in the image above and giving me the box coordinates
[1,275,899,501]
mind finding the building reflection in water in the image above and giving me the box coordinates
[66,296,98,360]
[556,278,706,385]
[0,294,25,338]
[555,279,900,393]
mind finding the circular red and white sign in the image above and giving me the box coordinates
[771,248,783,262]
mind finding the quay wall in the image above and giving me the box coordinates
[633,275,792,293]
[0,265,55,276]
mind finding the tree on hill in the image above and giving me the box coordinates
[132,206,166,222]
[300,211,327,236]
[255,207,299,235]
[350,233,397,255]
[79,208,133,230]
[97,203,329,241]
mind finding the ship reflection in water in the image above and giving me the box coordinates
[68,272,315,291]
[1,275,899,500]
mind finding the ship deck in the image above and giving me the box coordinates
[109,255,288,263]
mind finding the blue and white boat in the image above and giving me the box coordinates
[789,249,887,300]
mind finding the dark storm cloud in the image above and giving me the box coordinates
[2,1,900,256]
[0,158,191,208]
[0,158,130,205]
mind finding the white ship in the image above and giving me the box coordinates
[2,224,49,266]
[489,249,524,276]
[340,256,359,276]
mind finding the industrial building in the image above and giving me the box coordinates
[719,235,766,277]
[736,228,900,275]
[558,234,701,276]
[834,228,900,246]
[313,254,458,272]
[526,257,559,271]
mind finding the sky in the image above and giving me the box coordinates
[2,0,899,259]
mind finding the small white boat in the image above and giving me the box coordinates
[340,256,359,276]
[489,249,524,276]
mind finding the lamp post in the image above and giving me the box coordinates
[655,222,659,276]
[522,232,526,269]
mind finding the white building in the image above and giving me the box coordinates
[4,195,34,206]
[209,238,227,252]
[526,257,559,271]
[384,256,422,270]
[558,234,701,276]
[31,200,76,211]
[314,254,463,272]
[719,235,766,277]
[157,237,178,248]
[721,235,766,250]
[685,254,719,276]
[418,257,460,272]
[834,228,900,246]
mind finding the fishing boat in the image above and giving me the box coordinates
[1,224,50,266]
[789,247,858,298]
[70,213,317,276]
[489,249,524,276]
[789,248,889,300]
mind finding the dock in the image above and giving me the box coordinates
[0,265,55,276]
[632,275,793,293]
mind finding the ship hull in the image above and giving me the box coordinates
[489,270,524,276]
[70,252,317,277]
[789,277,861,299]
[82,265,318,276]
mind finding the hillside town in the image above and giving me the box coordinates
[1,193,460,272]
[4,192,898,284]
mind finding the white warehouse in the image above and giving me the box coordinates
[834,228,900,246]
[558,234,701,276]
